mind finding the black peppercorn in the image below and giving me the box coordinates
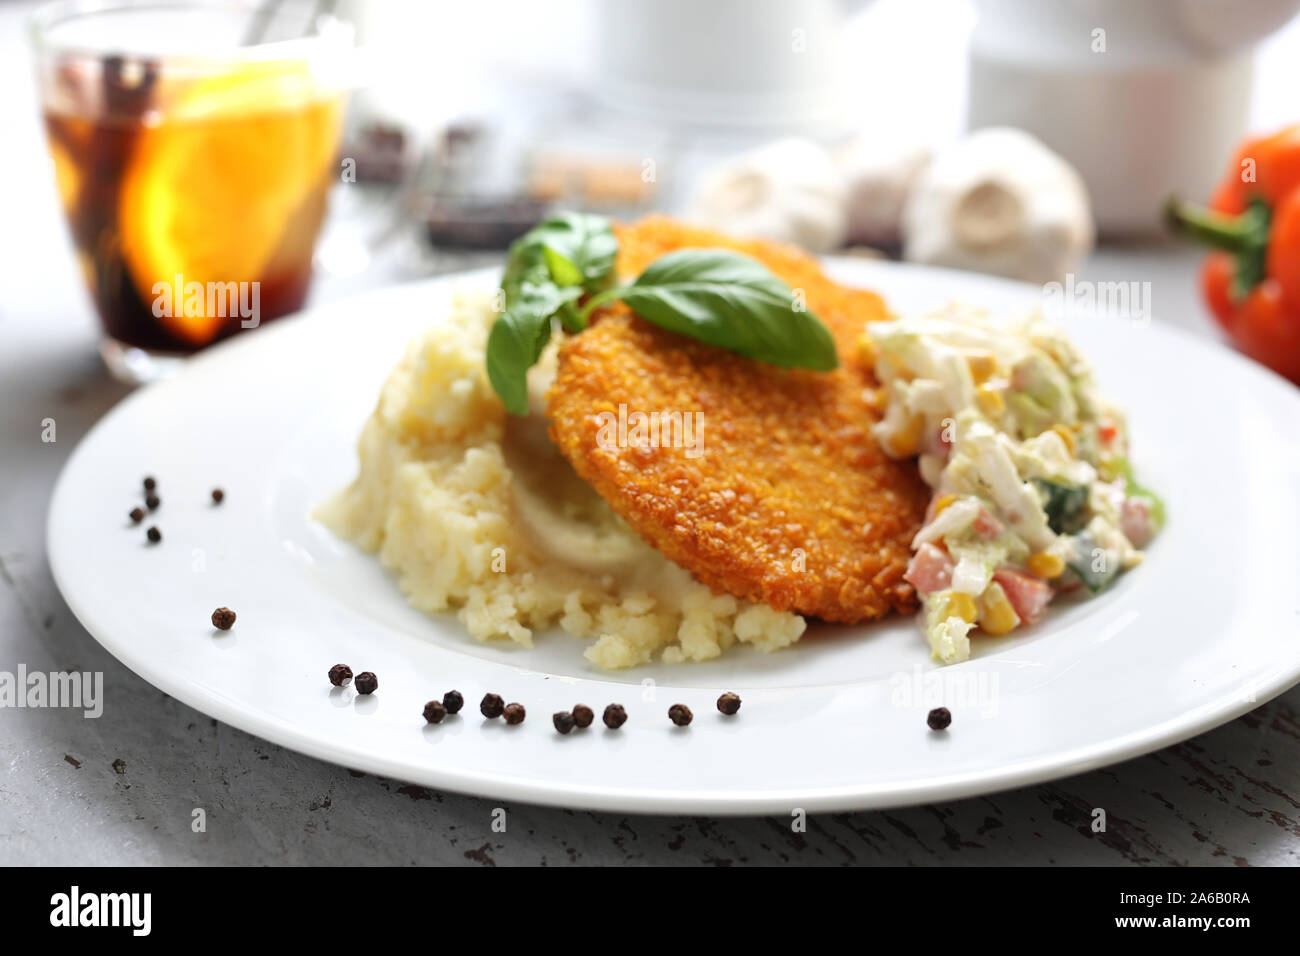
[145,493,160,511]
[572,704,594,728]
[146,526,162,543]
[328,664,353,687]
[480,693,504,719]
[143,476,157,492]
[423,700,447,724]
[129,507,145,524]
[210,607,236,630]
[503,702,526,725]
[354,672,378,695]
[552,711,575,734]
[927,707,951,731]
[602,703,627,729]
[668,703,693,726]
[717,692,741,716]
[211,488,225,504]
[443,690,464,714]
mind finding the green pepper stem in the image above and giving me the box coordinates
[1166,195,1272,298]
[1164,196,1268,254]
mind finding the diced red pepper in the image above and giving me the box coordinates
[993,568,1054,625]
[972,508,1003,540]
[905,543,954,595]
[1120,497,1155,548]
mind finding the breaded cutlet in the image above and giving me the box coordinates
[545,218,929,623]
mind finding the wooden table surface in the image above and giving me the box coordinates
[2,3,1297,866]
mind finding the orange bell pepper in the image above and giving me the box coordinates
[1167,125,1300,384]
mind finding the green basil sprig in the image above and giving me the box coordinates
[488,213,617,415]
[487,215,839,415]
[578,249,838,371]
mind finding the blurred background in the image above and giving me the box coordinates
[5,0,1300,386]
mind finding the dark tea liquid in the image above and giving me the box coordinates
[44,56,343,353]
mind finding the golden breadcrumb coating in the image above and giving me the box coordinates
[546,218,929,622]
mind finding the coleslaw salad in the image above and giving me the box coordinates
[866,305,1164,664]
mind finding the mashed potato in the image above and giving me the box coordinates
[317,290,805,669]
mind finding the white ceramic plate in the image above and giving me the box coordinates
[48,260,1300,815]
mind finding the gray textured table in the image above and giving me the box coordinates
[2,4,1297,867]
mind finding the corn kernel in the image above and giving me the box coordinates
[857,336,879,367]
[967,353,997,385]
[932,493,957,517]
[887,414,925,457]
[976,384,1004,417]
[941,590,978,624]
[1026,551,1065,579]
[1049,423,1077,455]
[978,583,1020,635]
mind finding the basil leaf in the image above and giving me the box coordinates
[540,212,618,292]
[488,214,616,414]
[486,282,581,416]
[583,249,838,371]
[505,212,617,297]
[543,245,583,288]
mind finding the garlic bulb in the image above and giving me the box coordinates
[687,138,848,254]
[902,127,1094,284]
[834,137,931,247]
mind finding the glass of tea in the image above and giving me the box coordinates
[31,0,353,382]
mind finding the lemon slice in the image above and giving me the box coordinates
[118,60,343,345]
